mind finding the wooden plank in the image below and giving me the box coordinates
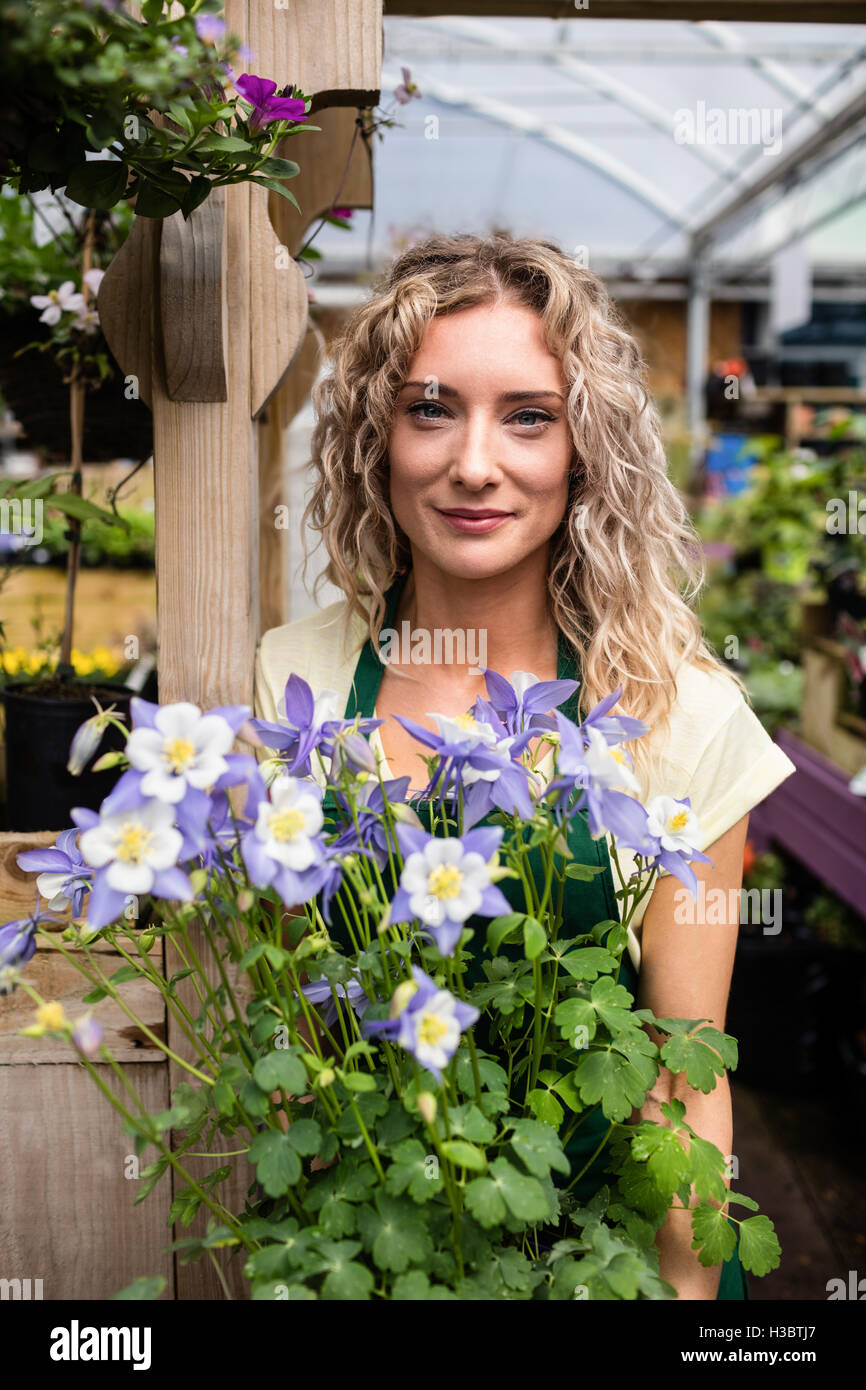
[250,188,308,419]
[249,0,382,110]
[159,188,228,403]
[0,1063,174,1299]
[96,216,159,409]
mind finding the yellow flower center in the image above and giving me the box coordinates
[417,1012,449,1046]
[667,810,689,832]
[116,822,153,863]
[453,713,478,733]
[268,807,306,842]
[428,864,463,899]
[162,737,196,773]
[610,746,626,765]
[37,1002,67,1030]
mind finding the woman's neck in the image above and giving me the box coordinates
[391,552,560,684]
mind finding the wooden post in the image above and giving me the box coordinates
[96,0,383,1298]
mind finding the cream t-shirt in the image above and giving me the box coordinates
[254,598,797,974]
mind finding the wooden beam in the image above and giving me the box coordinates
[384,0,866,20]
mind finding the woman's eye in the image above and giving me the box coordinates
[407,401,447,421]
[510,408,555,429]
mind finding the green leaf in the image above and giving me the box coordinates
[554,995,597,1045]
[247,176,301,212]
[47,494,122,526]
[573,1048,648,1123]
[508,1118,570,1178]
[389,1134,450,1200]
[253,1050,307,1095]
[357,1193,433,1273]
[110,1275,166,1300]
[133,179,182,219]
[256,156,301,179]
[659,1031,728,1092]
[109,964,140,985]
[196,134,255,153]
[64,159,129,211]
[737,1215,781,1277]
[525,1087,564,1128]
[558,946,618,981]
[238,942,266,971]
[564,862,606,881]
[487,1156,550,1222]
[486,913,523,955]
[320,1256,375,1300]
[690,1204,737,1266]
[440,1139,487,1172]
[523,916,546,960]
[630,1125,690,1198]
[81,984,108,1005]
[341,1071,377,1092]
[248,1131,302,1197]
[464,1175,507,1228]
[285,1118,321,1156]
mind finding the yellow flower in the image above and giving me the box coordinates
[37,1001,68,1030]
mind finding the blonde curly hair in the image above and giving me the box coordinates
[302,230,744,795]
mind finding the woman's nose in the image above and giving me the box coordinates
[448,413,502,487]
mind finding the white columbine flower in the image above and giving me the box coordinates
[401,991,464,1075]
[431,711,502,786]
[582,725,640,793]
[125,702,235,803]
[645,795,702,853]
[78,800,183,895]
[401,837,490,928]
[254,774,324,871]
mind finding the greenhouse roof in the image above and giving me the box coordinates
[311,15,866,286]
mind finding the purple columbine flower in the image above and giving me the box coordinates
[297,971,371,1029]
[363,964,478,1084]
[391,702,534,827]
[388,823,512,956]
[641,795,713,898]
[71,798,194,931]
[481,667,580,737]
[17,828,93,917]
[0,892,65,969]
[234,74,309,132]
[240,772,340,911]
[72,1013,104,1059]
[250,674,381,780]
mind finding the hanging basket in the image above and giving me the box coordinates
[0,313,153,464]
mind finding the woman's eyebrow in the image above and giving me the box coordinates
[398,379,564,402]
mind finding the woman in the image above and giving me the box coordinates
[253,231,796,1299]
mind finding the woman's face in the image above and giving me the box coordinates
[387,298,573,582]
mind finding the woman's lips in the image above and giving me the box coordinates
[436,509,513,534]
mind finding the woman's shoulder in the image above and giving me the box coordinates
[255,597,367,722]
[646,653,760,781]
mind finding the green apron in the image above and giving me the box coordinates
[318,572,747,1301]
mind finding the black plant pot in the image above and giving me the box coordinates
[0,680,133,833]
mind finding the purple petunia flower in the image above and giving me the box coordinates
[234,74,309,132]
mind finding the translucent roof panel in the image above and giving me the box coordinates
[309,16,866,279]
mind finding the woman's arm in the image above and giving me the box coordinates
[630,811,749,1299]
